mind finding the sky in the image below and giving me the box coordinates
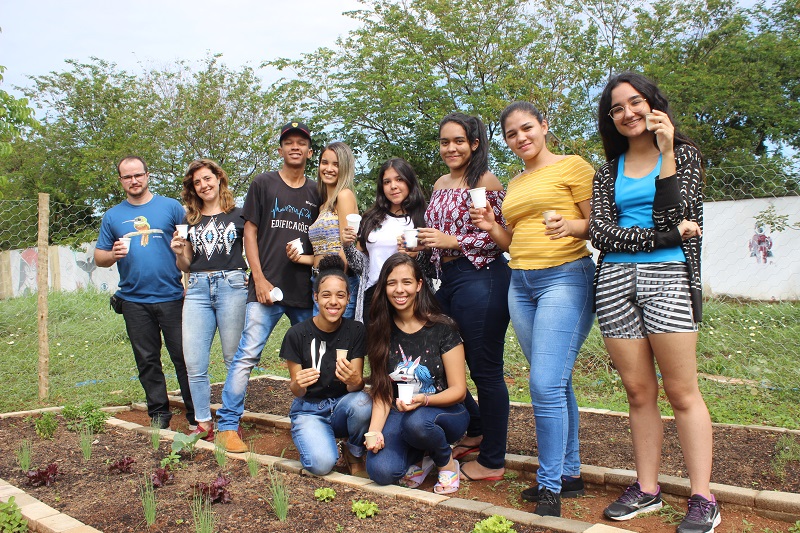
[1,0,364,100]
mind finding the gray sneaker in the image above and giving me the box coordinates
[603,481,663,521]
[676,494,721,533]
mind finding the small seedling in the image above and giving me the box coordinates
[149,419,161,450]
[191,493,216,533]
[34,412,58,440]
[171,432,203,458]
[108,457,135,474]
[160,451,181,470]
[15,439,32,472]
[213,438,227,468]
[314,487,336,502]
[140,475,157,526]
[335,524,344,533]
[79,425,94,460]
[267,466,290,521]
[788,520,800,533]
[246,441,259,478]
[351,499,379,519]
[0,496,29,533]
[62,401,109,433]
[26,463,58,487]
[658,502,684,525]
[472,514,517,533]
[151,467,174,488]
[193,474,231,504]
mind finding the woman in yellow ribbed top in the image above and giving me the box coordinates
[470,101,595,517]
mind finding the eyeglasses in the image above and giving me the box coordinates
[608,97,648,120]
[120,172,147,181]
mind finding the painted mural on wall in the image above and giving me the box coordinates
[748,225,774,265]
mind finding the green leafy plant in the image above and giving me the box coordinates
[15,439,32,472]
[266,466,290,521]
[0,496,28,532]
[171,432,203,457]
[788,520,800,533]
[246,441,259,478]
[771,434,800,480]
[314,487,336,502]
[351,500,379,519]
[472,515,517,533]
[472,514,517,533]
[78,425,94,461]
[140,475,157,527]
[34,412,58,440]
[191,494,216,533]
[62,401,109,433]
[213,439,227,468]
[160,451,181,470]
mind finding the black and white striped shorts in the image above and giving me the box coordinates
[596,262,697,338]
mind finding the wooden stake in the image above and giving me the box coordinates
[37,192,50,401]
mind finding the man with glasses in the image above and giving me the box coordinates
[95,155,195,430]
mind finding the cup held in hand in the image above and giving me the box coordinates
[119,237,131,252]
[468,187,487,208]
[402,229,418,249]
[364,431,378,447]
[397,382,415,405]
[269,287,283,302]
[346,214,362,232]
[288,238,303,255]
[176,224,188,239]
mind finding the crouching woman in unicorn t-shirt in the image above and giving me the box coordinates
[364,253,469,494]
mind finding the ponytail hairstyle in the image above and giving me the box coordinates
[366,253,456,406]
[313,254,349,295]
[439,112,490,189]
[317,142,356,213]
[359,158,427,250]
[182,159,235,225]
[597,71,699,162]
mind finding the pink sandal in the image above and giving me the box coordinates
[400,456,435,488]
[433,460,460,495]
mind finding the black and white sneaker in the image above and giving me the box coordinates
[534,487,561,517]
[603,481,663,521]
[521,476,585,502]
[676,494,721,533]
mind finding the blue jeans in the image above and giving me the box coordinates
[508,256,595,492]
[216,301,312,431]
[366,403,469,485]
[436,256,511,469]
[289,391,372,475]
[121,298,195,425]
[312,273,359,320]
[183,270,248,423]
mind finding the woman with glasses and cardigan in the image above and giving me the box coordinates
[591,72,718,533]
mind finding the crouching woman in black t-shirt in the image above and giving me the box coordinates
[364,253,469,494]
[279,255,371,477]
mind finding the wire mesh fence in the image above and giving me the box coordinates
[0,168,798,423]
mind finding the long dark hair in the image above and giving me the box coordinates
[597,71,699,162]
[359,158,427,250]
[439,112,489,189]
[499,101,545,138]
[367,253,455,406]
[182,159,236,225]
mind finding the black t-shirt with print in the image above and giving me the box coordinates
[387,320,462,398]
[242,171,319,307]
[185,208,248,272]
[280,318,366,401]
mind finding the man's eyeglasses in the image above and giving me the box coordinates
[608,97,647,121]
[120,172,147,181]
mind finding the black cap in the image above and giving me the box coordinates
[279,121,311,143]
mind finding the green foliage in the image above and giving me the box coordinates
[34,412,58,440]
[0,65,38,160]
[314,487,337,502]
[62,401,109,433]
[171,432,203,456]
[351,499,379,519]
[140,475,157,527]
[772,434,800,479]
[149,419,162,451]
[788,520,800,533]
[266,466,290,521]
[213,438,227,468]
[0,496,29,533]
[160,451,182,470]
[190,494,215,533]
[15,440,32,472]
[78,425,93,461]
[246,442,259,478]
[472,515,517,533]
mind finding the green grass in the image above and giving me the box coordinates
[1,289,798,428]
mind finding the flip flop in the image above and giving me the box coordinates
[433,460,460,495]
[459,461,504,481]
[399,456,435,488]
[451,443,480,460]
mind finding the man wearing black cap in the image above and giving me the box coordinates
[216,121,320,452]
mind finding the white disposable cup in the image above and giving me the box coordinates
[119,237,131,252]
[542,210,557,224]
[364,432,379,448]
[403,229,418,249]
[645,113,655,131]
[397,382,415,405]
[336,348,348,361]
[176,224,188,239]
[469,187,487,208]
[269,287,283,302]
[288,238,303,254]
[346,214,362,232]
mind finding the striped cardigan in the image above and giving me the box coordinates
[589,143,704,321]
